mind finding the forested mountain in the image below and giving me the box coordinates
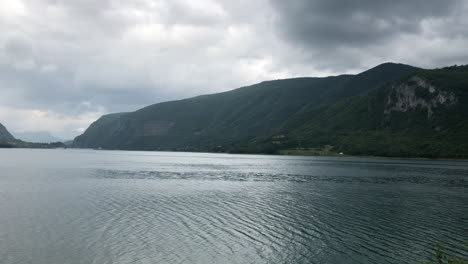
[72,63,468,158]
[240,65,468,158]
[73,63,416,150]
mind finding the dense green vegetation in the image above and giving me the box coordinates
[73,63,468,158]
[0,143,14,148]
[233,65,468,158]
[0,140,67,149]
[424,243,468,264]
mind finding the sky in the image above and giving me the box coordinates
[1,0,468,139]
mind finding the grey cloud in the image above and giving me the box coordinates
[3,37,34,60]
[1,0,275,113]
[271,0,463,48]
[267,0,468,72]
[0,0,467,138]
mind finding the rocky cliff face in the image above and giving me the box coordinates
[0,123,15,142]
[384,76,457,119]
[135,121,175,136]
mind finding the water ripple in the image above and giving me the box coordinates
[93,168,468,187]
[1,150,467,264]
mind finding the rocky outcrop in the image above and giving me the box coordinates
[384,76,457,118]
[135,121,175,136]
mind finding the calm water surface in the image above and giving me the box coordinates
[0,149,467,264]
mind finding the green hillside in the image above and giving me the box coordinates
[240,65,468,158]
[73,63,418,152]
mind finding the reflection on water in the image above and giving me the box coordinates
[0,149,467,264]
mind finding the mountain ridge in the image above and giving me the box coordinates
[74,62,433,154]
[72,63,468,158]
[237,65,468,158]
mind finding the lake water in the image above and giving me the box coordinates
[0,149,467,264]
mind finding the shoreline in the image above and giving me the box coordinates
[3,147,468,162]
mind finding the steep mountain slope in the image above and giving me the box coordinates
[0,123,15,143]
[246,65,468,158]
[74,63,418,151]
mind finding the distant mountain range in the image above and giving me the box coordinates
[71,63,468,158]
[13,131,64,144]
[0,123,65,149]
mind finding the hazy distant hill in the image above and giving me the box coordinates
[0,123,65,149]
[0,123,15,143]
[74,63,424,153]
[13,131,64,143]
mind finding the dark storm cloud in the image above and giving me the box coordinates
[271,0,462,48]
[269,0,468,71]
